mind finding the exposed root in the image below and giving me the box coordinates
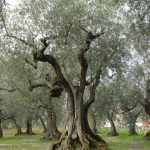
[43,130,61,140]
[50,129,68,150]
[79,133,90,150]
[43,134,60,140]
[50,131,108,150]
[86,133,108,150]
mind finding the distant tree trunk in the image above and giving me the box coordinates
[128,120,137,135]
[144,79,150,139]
[12,118,22,135]
[125,110,141,136]
[44,98,61,140]
[39,115,47,133]
[0,119,3,138]
[106,110,118,136]
[109,119,118,136]
[26,119,33,135]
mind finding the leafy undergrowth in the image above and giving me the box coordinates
[0,128,150,150]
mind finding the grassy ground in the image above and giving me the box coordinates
[0,129,52,150]
[0,128,150,150]
[100,128,150,150]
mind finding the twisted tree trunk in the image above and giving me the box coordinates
[33,30,107,150]
[106,110,118,136]
[109,119,118,136]
[4,16,108,148]
[26,119,33,135]
[12,118,22,136]
[44,99,61,140]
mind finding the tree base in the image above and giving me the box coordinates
[50,132,108,150]
[107,132,118,136]
[15,133,23,136]
[43,132,61,140]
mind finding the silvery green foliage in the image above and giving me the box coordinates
[0,0,148,129]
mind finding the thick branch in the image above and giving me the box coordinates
[34,53,75,116]
[8,34,35,48]
[29,83,49,91]
[84,68,101,109]
[114,103,138,115]
[78,30,104,90]
[64,24,72,45]
[24,58,37,69]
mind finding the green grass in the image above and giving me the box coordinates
[99,128,150,150]
[0,128,150,150]
[0,129,52,150]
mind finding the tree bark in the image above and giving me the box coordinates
[0,119,3,138]
[106,110,118,136]
[88,109,97,133]
[44,98,61,140]
[45,110,61,139]
[26,119,33,135]
[109,119,118,136]
[12,118,22,135]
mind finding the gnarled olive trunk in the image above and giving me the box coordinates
[35,30,107,150]
[12,118,22,135]
[26,119,33,135]
[73,84,107,150]
[44,101,61,140]
[0,119,3,138]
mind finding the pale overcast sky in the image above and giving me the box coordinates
[6,0,20,6]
